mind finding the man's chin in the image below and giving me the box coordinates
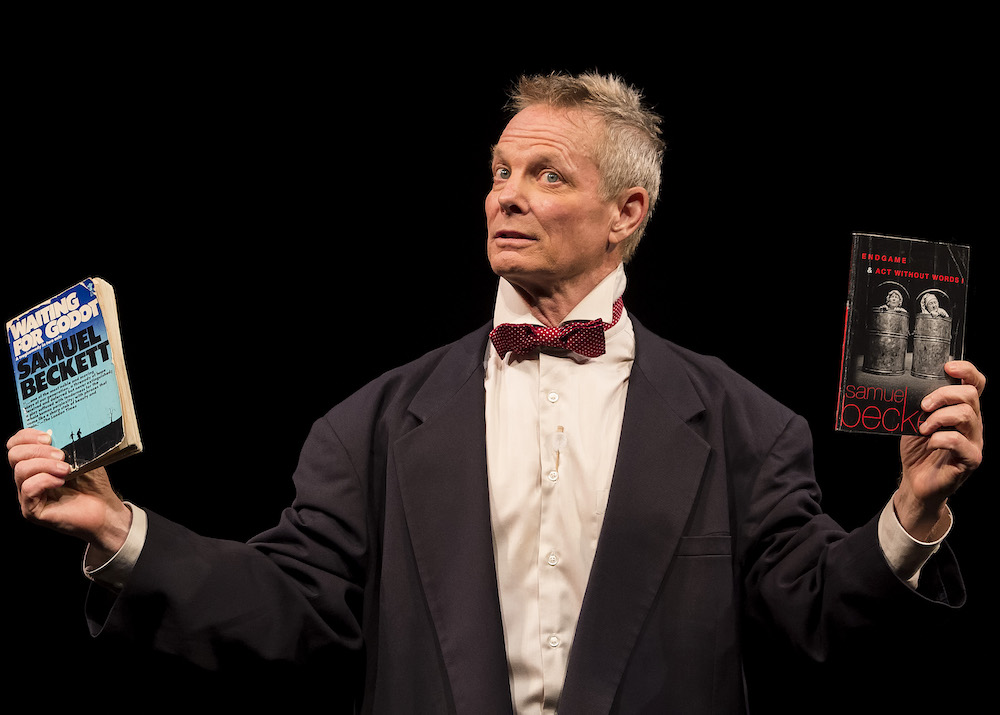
[490,257,536,282]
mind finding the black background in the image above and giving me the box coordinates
[4,15,995,711]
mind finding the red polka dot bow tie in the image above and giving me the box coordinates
[490,297,624,358]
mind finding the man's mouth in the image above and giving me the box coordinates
[493,231,535,245]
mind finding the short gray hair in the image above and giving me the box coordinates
[506,72,666,262]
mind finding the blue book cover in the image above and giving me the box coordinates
[7,277,141,471]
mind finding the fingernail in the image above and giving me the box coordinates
[37,432,52,445]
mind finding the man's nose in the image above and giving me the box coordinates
[496,178,527,215]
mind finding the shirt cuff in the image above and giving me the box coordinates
[82,502,148,592]
[877,495,953,589]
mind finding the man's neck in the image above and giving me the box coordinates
[507,265,621,327]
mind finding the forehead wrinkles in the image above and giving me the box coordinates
[492,107,602,171]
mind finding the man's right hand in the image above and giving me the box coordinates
[8,428,132,559]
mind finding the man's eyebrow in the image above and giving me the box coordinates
[489,145,566,169]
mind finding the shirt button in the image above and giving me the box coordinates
[547,552,559,566]
[547,470,559,482]
[547,391,559,403]
[548,635,561,648]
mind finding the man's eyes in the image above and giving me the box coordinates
[492,167,562,183]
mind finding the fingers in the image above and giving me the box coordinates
[920,361,985,419]
[6,428,57,466]
[919,389,982,433]
[14,453,72,487]
[914,360,985,471]
[8,429,73,507]
[947,360,987,394]
[918,394,982,448]
[9,431,70,479]
[923,424,983,470]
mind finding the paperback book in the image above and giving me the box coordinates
[836,233,970,436]
[7,277,142,472]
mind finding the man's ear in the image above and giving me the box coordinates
[608,187,649,246]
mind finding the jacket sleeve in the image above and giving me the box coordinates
[739,414,966,663]
[85,413,372,691]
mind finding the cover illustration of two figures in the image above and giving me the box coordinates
[836,233,970,436]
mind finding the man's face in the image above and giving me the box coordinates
[485,104,622,298]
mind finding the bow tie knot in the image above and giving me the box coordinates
[490,297,624,358]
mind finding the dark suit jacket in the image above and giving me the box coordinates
[88,317,965,713]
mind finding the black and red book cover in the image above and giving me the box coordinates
[836,233,970,436]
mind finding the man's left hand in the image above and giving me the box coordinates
[896,360,986,540]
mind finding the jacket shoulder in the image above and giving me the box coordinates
[636,320,794,418]
[319,323,491,431]
[632,318,802,462]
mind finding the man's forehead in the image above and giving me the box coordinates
[492,105,601,163]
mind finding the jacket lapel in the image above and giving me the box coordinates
[391,325,514,715]
[559,318,711,713]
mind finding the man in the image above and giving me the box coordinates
[8,73,986,713]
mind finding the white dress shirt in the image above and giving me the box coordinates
[485,265,633,714]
